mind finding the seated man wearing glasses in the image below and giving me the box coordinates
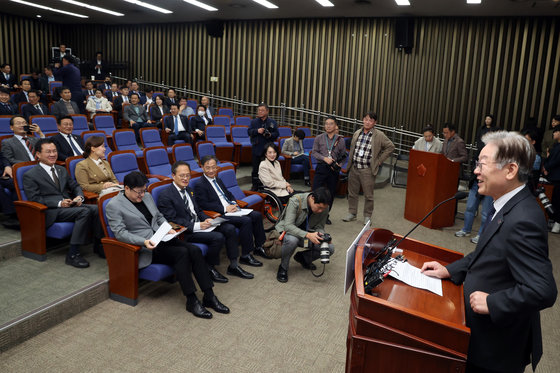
[106,171,229,319]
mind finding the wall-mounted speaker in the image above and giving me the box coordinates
[206,20,224,38]
[395,18,414,53]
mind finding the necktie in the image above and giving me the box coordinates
[212,179,233,204]
[482,205,496,233]
[174,116,179,135]
[35,104,43,114]
[181,189,197,222]
[51,167,60,189]
[22,137,35,160]
[67,134,82,155]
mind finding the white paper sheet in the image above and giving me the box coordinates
[210,217,227,226]
[150,222,172,246]
[194,225,216,233]
[225,208,253,217]
[388,259,443,296]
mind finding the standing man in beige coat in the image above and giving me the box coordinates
[343,112,395,224]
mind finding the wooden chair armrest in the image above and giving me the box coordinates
[281,153,293,159]
[146,174,171,181]
[14,200,48,211]
[83,191,99,204]
[243,190,267,199]
[101,237,141,253]
[203,210,222,218]
[236,200,249,208]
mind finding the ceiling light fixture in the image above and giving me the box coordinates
[58,0,124,16]
[466,0,481,3]
[9,0,88,18]
[252,0,278,9]
[183,0,218,11]
[394,0,410,5]
[315,0,334,6]
[123,0,173,14]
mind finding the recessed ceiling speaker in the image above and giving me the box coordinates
[206,20,224,38]
[395,17,414,53]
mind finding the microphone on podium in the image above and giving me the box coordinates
[363,191,468,294]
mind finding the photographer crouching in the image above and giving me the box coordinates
[274,187,335,283]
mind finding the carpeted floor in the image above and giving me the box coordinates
[1,179,559,372]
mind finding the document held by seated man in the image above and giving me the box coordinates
[388,259,443,296]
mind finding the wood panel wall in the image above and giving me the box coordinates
[2,13,559,143]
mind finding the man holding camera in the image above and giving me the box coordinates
[2,115,45,165]
[248,103,279,190]
[274,187,335,283]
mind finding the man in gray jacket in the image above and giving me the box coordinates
[274,187,334,283]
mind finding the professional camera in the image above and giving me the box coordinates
[535,186,555,218]
[263,127,272,137]
[319,233,332,264]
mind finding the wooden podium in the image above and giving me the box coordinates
[346,228,470,372]
[404,149,461,228]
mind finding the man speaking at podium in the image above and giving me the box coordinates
[421,131,556,373]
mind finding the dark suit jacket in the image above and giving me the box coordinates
[53,64,81,93]
[442,134,468,163]
[22,103,49,121]
[194,176,236,215]
[106,91,120,102]
[22,163,84,227]
[150,105,170,123]
[157,184,209,233]
[190,115,212,133]
[446,186,557,372]
[0,102,17,115]
[0,73,18,88]
[12,91,30,105]
[248,117,279,155]
[112,95,130,112]
[50,100,80,120]
[164,97,178,107]
[39,75,54,93]
[1,135,39,165]
[164,114,190,133]
[83,89,96,97]
[51,133,85,161]
[544,142,560,182]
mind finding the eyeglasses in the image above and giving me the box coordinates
[475,161,497,169]
[204,166,218,170]
[131,188,147,195]
[176,174,191,179]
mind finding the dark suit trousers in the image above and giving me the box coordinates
[225,211,266,254]
[167,131,192,146]
[153,238,213,296]
[251,151,264,187]
[184,231,225,266]
[0,178,16,215]
[214,222,238,261]
[312,163,337,209]
[131,122,152,142]
[47,204,99,246]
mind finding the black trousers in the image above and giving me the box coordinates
[225,211,266,254]
[153,238,213,296]
[167,131,192,146]
[214,222,239,261]
[184,231,225,266]
[251,151,264,187]
[312,163,337,208]
[47,204,100,246]
[0,178,16,215]
[552,181,560,222]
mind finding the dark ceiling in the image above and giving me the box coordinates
[2,0,560,24]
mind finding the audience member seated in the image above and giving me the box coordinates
[129,82,145,104]
[164,88,179,107]
[1,115,45,165]
[22,90,48,121]
[543,127,560,234]
[442,122,468,163]
[106,171,230,318]
[112,86,130,113]
[190,104,212,141]
[412,125,443,153]
[200,96,216,119]
[157,161,254,283]
[179,97,194,117]
[194,155,269,268]
[28,70,42,93]
[51,87,80,120]
[0,63,18,89]
[105,82,120,101]
[75,135,121,197]
[143,88,154,109]
[12,78,32,105]
[23,138,103,267]
[282,128,311,186]
[39,66,56,94]
[0,87,18,115]
[0,151,18,229]
[274,187,334,283]
[100,76,112,91]
[86,89,113,118]
[51,115,85,161]
[124,93,152,142]
[150,95,169,128]
[83,80,96,98]
[164,103,192,145]
[259,143,294,204]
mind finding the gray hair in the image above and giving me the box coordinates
[481,131,534,183]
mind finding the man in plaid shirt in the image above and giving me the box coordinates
[343,112,394,224]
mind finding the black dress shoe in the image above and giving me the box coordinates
[304,180,311,187]
[227,265,254,279]
[2,218,20,230]
[93,244,106,259]
[65,253,90,268]
[209,266,228,283]
[240,254,263,267]
[294,252,317,270]
[253,246,271,259]
[277,265,288,283]
[326,217,332,225]
[186,299,212,319]
[203,295,230,314]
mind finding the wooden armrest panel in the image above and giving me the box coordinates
[236,200,249,208]
[203,210,221,218]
